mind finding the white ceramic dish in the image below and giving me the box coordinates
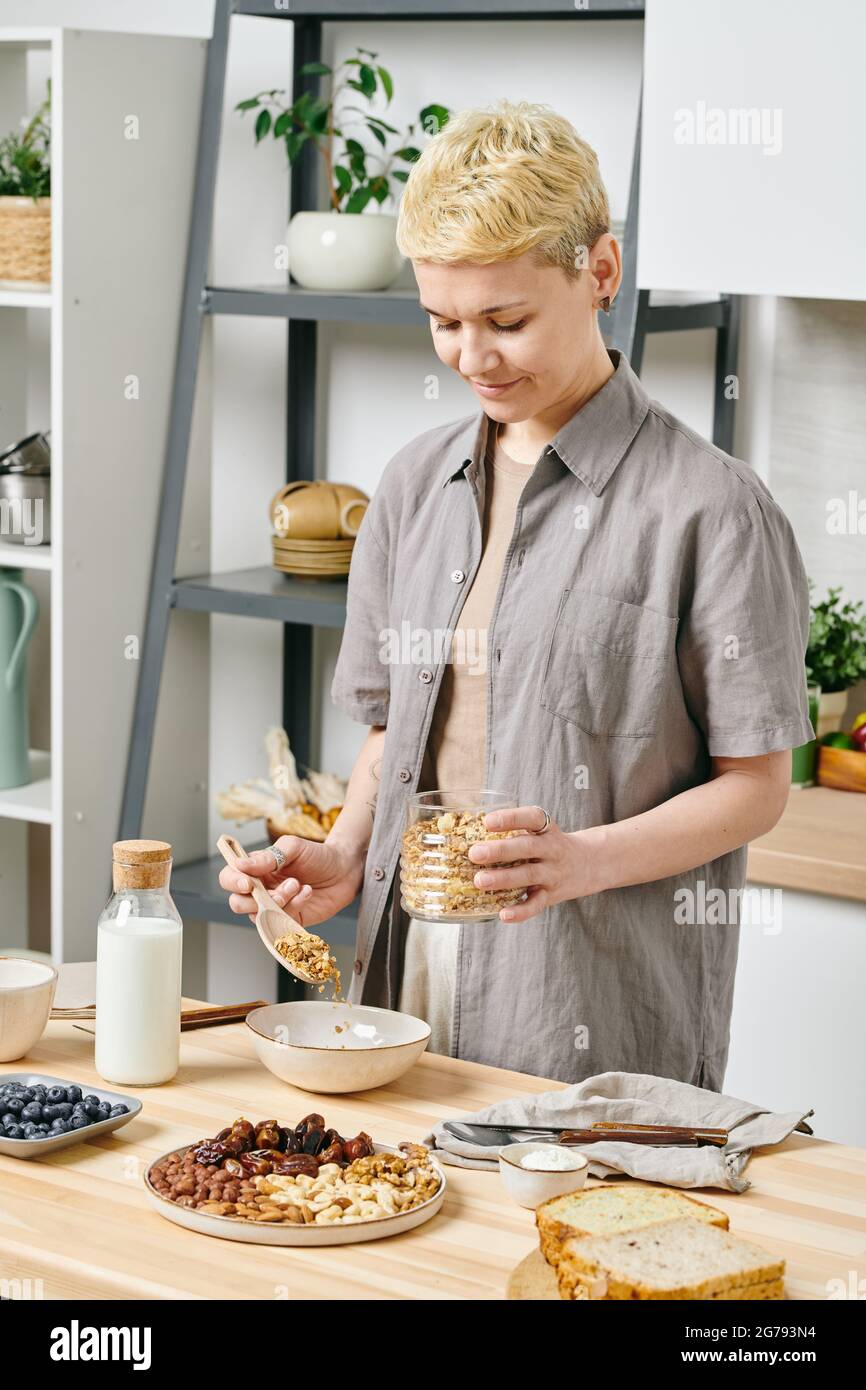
[0,1072,142,1158]
[498,1142,589,1209]
[246,1001,431,1094]
[144,1141,446,1246]
[0,957,57,1062]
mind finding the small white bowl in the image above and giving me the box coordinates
[246,1001,431,1094]
[0,957,57,1063]
[498,1142,589,1209]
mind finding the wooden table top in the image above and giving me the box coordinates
[1,1013,864,1301]
[748,785,866,903]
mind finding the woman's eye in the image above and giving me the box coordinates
[433,318,528,334]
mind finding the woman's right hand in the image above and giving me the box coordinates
[218,835,364,927]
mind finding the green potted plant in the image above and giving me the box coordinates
[0,84,51,288]
[806,585,866,737]
[237,49,448,291]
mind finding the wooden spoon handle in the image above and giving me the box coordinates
[217,834,282,918]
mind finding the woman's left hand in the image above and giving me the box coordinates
[468,805,595,922]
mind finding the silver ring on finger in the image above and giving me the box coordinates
[269,845,286,870]
[531,805,551,834]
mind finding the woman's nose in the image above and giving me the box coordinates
[457,332,502,379]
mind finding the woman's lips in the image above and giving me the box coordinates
[470,377,524,397]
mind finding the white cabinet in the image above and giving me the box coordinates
[727,886,866,1148]
[0,28,207,961]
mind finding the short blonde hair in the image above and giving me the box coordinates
[396,99,609,278]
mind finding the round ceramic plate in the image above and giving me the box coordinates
[144,1141,446,1246]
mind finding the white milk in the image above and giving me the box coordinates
[95,916,182,1086]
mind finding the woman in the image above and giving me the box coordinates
[220,101,811,1091]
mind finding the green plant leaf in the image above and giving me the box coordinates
[285,130,309,163]
[391,169,410,183]
[367,123,387,146]
[369,176,389,204]
[376,66,394,103]
[345,138,366,157]
[366,115,399,134]
[255,109,272,143]
[419,104,450,136]
[298,61,332,76]
[394,146,422,162]
[273,110,293,138]
[805,585,866,692]
[345,185,374,214]
[334,164,352,194]
[235,97,260,111]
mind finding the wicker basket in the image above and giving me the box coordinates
[0,196,51,286]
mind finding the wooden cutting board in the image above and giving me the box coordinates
[507,1247,560,1299]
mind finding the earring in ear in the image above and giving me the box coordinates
[598,296,611,314]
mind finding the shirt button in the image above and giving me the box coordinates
[353,959,363,975]
[451,569,465,583]
[398,768,411,782]
[419,668,433,684]
[371,865,385,880]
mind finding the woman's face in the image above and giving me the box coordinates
[413,239,619,421]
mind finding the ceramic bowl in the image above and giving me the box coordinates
[0,957,57,1062]
[498,1142,589,1209]
[246,1001,431,1094]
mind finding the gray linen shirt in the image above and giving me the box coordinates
[330,349,812,1091]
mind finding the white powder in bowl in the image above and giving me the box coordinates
[519,1147,584,1171]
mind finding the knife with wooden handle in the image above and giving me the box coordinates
[591,1122,728,1146]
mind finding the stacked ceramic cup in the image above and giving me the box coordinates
[270,481,368,578]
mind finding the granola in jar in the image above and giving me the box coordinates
[400,791,529,922]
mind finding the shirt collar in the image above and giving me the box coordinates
[439,349,649,497]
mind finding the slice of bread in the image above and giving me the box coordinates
[536,1184,729,1266]
[555,1217,785,1301]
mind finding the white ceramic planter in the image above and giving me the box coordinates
[287,210,403,291]
[816,689,848,739]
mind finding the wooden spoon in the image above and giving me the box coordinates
[217,834,316,985]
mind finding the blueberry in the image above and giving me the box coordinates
[51,1119,69,1132]
[41,1104,59,1123]
[46,1086,65,1104]
[5,1124,23,1139]
[83,1095,101,1106]
[31,1085,47,1101]
[109,1104,129,1117]
[18,1088,34,1103]
[55,1103,72,1119]
[65,1085,82,1104]
[5,1096,24,1116]
[96,1103,111,1120]
[21,1102,43,1123]
[85,1102,102,1121]
[36,1124,50,1134]
[2,1112,17,1127]
[70,1114,89,1130]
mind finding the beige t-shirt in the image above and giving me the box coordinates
[397,422,534,1053]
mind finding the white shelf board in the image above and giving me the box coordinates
[0,542,52,571]
[0,750,52,824]
[0,285,53,309]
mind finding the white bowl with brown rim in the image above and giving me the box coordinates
[498,1141,589,1209]
[246,1001,431,1094]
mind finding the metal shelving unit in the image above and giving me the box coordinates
[120,0,740,981]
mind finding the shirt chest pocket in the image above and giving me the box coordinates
[540,584,678,739]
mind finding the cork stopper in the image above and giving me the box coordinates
[112,839,172,891]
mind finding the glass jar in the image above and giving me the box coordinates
[95,840,183,1087]
[400,789,529,923]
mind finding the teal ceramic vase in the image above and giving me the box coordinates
[0,568,39,791]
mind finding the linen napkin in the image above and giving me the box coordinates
[424,1070,815,1193]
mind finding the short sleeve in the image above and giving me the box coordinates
[330,496,390,726]
[677,493,814,757]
